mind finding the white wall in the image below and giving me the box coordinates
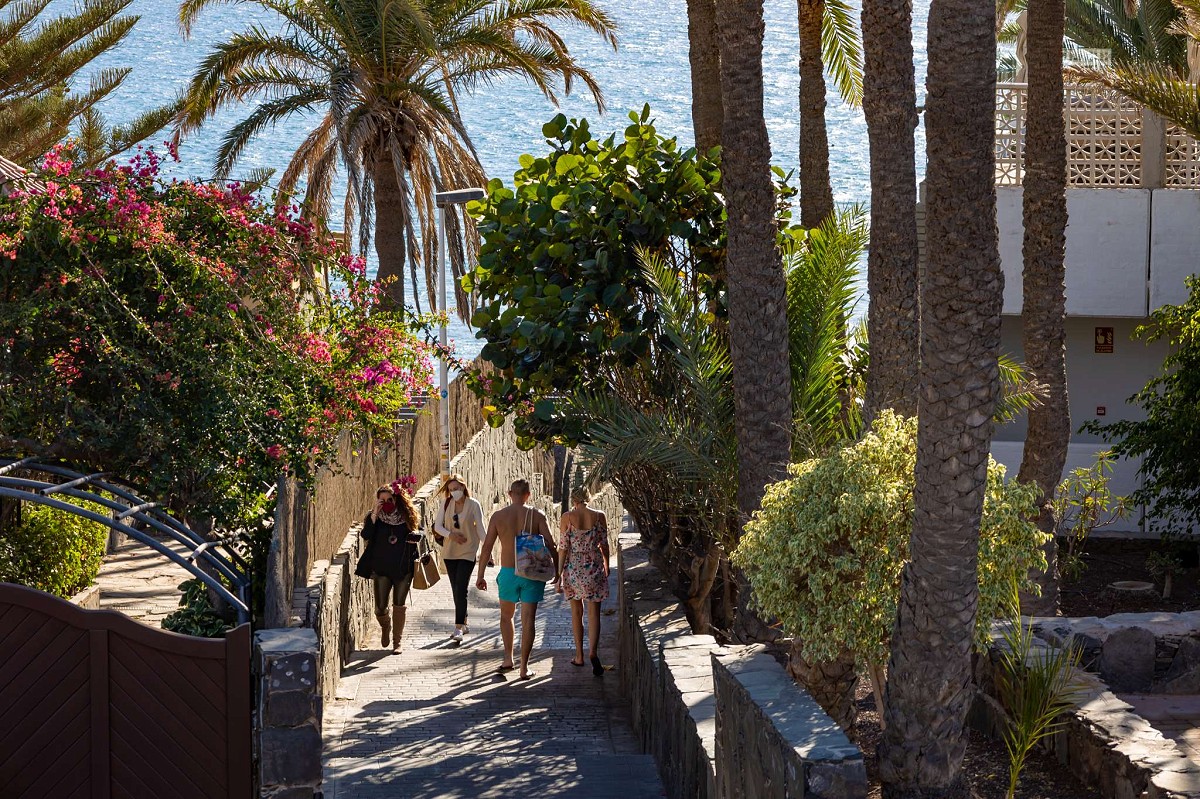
[997,187,1150,317]
[1149,190,1200,310]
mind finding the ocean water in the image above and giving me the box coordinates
[70,0,932,357]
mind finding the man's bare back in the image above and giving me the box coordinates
[487,502,553,568]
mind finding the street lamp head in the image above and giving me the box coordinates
[435,187,486,207]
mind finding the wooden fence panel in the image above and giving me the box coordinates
[0,583,251,799]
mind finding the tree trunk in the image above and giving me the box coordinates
[1017,0,1068,617]
[687,0,724,153]
[716,0,793,641]
[789,641,858,729]
[798,0,836,229]
[861,0,920,424]
[878,0,1003,792]
[372,156,408,311]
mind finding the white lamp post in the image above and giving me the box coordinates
[434,188,485,481]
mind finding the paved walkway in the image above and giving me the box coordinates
[95,537,190,627]
[1119,693,1200,761]
[322,567,665,798]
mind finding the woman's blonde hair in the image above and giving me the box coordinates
[570,486,590,505]
[440,474,470,499]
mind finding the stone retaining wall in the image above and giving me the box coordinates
[617,531,866,799]
[972,632,1200,799]
[68,583,99,609]
[254,627,322,799]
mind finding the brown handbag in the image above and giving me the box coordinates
[412,536,441,590]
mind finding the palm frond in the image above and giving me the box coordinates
[821,0,863,106]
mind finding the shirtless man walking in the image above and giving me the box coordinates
[475,479,557,679]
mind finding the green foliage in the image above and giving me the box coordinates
[469,108,727,444]
[0,148,435,574]
[0,502,108,598]
[1083,275,1200,535]
[162,578,232,638]
[0,0,175,167]
[177,0,616,312]
[821,0,864,106]
[734,412,1048,668]
[785,207,867,459]
[995,583,1084,799]
[1054,451,1127,580]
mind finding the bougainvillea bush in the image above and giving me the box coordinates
[0,144,435,551]
[734,412,1047,675]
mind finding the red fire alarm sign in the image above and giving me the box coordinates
[1095,327,1114,353]
[1096,406,1107,416]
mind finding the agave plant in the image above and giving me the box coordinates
[176,0,616,312]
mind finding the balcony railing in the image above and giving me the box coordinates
[996,82,1200,188]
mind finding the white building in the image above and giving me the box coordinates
[972,83,1200,534]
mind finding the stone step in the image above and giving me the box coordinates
[324,753,665,799]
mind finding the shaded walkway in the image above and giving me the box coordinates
[322,566,665,798]
[95,537,190,627]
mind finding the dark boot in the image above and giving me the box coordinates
[376,612,390,649]
[391,606,406,654]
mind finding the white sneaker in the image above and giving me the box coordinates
[451,628,463,643]
[462,624,470,635]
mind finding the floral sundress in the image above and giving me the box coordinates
[561,524,610,603]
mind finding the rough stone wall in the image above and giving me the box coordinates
[617,531,866,799]
[68,584,100,609]
[254,627,322,798]
[713,647,867,799]
[971,634,1200,799]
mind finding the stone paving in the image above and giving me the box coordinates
[322,567,666,798]
[95,536,191,627]
[1118,693,1200,761]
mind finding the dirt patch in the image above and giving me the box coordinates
[1061,538,1200,617]
[849,681,1100,799]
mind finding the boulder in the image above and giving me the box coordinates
[1100,626,1156,692]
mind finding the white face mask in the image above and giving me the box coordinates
[450,489,465,501]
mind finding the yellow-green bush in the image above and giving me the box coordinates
[734,411,1047,670]
[0,503,108,598]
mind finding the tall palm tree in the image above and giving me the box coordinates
[798,0,862,228]
[715,0,793,639]
[878,0,1004,792]
[861,0,920,424]
[176,0,616,311]
[0,0,174,168]
[686,0,723,152]
[1070,0,1200,135]
[1018,0,1069,616]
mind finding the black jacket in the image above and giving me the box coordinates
[356,513,419,581]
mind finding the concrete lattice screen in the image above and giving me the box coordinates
[995,83,1200,189]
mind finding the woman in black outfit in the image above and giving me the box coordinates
[362,485,422,655]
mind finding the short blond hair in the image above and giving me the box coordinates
[570,486,590,505]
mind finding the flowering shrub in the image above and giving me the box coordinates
[0,144,435,539]
[734,412,1047,671]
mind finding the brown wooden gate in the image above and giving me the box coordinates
[0,582,252,798]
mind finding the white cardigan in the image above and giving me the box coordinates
[433,496,484,562]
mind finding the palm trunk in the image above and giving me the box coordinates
[372,156,407,311]
[687,0,724,153]
[789,641,858,729]
[861,0,920,424]
[798,0,835,229]
[1017,0,1068,617]
[716,0,793,640]
[878,0,1003,792]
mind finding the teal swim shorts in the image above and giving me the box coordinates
[497,566,546,604]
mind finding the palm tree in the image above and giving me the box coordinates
[716,0,794,641]
[798,0,862,228]
[0,0,174,168]
[878,0,1004,792]
[686,0,724,152]
[861,0,920,425]
[176,0,616,311]
[715,0,792,520]
[1069,0,1200,135]
[998,0,1187,75]
[1017,0,1069,616]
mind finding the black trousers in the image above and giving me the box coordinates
[444,558,475,625]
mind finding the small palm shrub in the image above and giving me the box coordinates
[734,411,1048,713]
[0,503,108,598]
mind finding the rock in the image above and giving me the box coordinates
[1166,636,1200,681]
[1100,626,1156,692]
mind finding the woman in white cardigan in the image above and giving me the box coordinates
[433,474,485,643]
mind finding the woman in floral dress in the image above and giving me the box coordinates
[557,487,611,676]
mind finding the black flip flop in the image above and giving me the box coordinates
[590,655,603,677]
[496,664,515,674]
[570,659,586,667]
[517,673,534,681]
